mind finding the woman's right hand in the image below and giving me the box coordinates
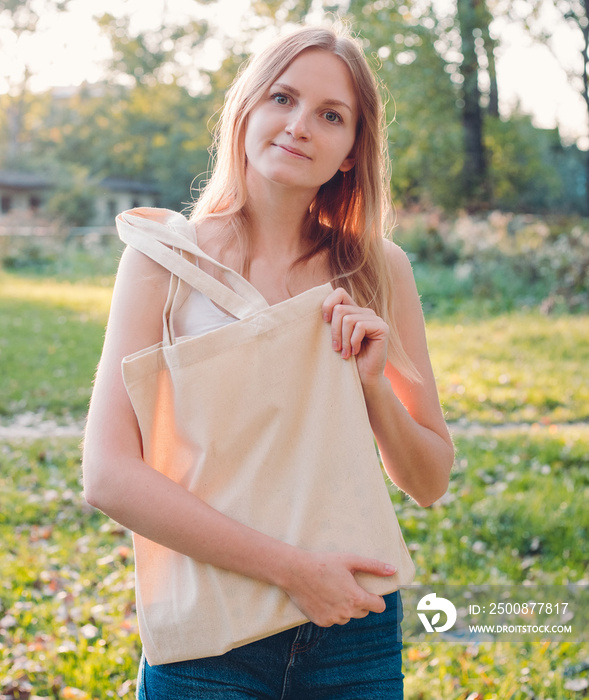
[281,550,396,626]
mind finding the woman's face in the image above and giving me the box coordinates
[243,48,358,195]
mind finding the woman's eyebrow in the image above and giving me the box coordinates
[272,82,354,114]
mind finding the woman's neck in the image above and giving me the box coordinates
[244,171,318,261]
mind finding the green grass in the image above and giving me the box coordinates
[0,431,586,698]
[427,313,589,425]
[393,426,589,698]
[0,439,139,699]
[403,641,588,699]
[1,270,588,426]
[390,427,589,586]
[0,274,112,419]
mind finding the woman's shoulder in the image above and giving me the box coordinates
[381,237,415,282]
[115,206,191,280]
[113,209,176,319]
[103,244,170,359]
[192,214,234,255]
[117,206,187,227]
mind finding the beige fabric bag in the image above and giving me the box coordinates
[116,208,415,666]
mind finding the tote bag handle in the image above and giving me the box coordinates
[116,208,269,321]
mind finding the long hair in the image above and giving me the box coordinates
[191,25,420,382]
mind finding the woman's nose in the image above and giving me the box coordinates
[286,108,311,140]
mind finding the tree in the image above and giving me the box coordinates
[496,0,589,213]
[346,0,464,208]
[95,11,210,88]
[0,0,71,163]
[25,6,221,210]
[552,0,589,212]
[455,0,489,204]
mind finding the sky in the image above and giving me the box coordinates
[1,0,587,147]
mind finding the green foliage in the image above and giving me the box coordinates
[96,12,209,87]
[1,0,585,214]
[485,115,565,212]
[347,0,466,209]
[26,80,214,211]
[344,0,587,213]
[44,165,100,227]
[397,211,589,312]
[250,0,313,23]
[0,233,122,280]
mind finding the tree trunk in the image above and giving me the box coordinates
[581,0,589,214]
[456,0,488,207]
[5,68,30,164]
[481,17,499,117]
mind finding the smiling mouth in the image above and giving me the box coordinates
[274,144,311,160]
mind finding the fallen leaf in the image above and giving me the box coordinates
[407,647,429,661]
[62,688,91,699]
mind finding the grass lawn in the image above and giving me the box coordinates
[427,315,589,425]
[0,439,139,699]
[0,430,587,698]
[1,270,588,426]
[0,275,112,419]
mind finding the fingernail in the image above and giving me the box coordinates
[385,565,397,575]
[332,340,339,351]
[323,312,329,322]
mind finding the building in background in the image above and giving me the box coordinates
[0,170,160,226]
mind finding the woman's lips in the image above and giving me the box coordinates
[273,143,311,159]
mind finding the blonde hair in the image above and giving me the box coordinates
[191,25,420,382]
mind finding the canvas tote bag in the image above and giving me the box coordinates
[116,208,415,666]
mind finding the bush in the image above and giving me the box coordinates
[396,210,589,312]
[45,165,99,227]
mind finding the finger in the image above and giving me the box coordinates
[349,316,388,357]
[340,312,366,359]
[350,608,371,620]
[346,558,396,614]
[322,288,354,322]
[329,304,368,356]
[337,310,383,359]
[367,595,387,615]
[329,302,344,353]
[349,320,368,357]
[333,605,372,625]
[350,556,397,578]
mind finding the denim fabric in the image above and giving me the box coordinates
[137,590,404,699]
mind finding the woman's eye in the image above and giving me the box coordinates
[273,93,290,105]
[324,111,342,123]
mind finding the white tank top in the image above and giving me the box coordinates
[174,287,236,338]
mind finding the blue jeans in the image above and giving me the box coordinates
[137,590,403,699]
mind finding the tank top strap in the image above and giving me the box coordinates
[116,208,269,324]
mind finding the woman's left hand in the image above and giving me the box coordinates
[322,287,389,389]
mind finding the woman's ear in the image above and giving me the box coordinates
[339,155,355,173]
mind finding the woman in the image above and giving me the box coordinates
[83,24,454,698]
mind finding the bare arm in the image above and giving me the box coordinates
[322,241,454,507]
[83,246,395,626]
